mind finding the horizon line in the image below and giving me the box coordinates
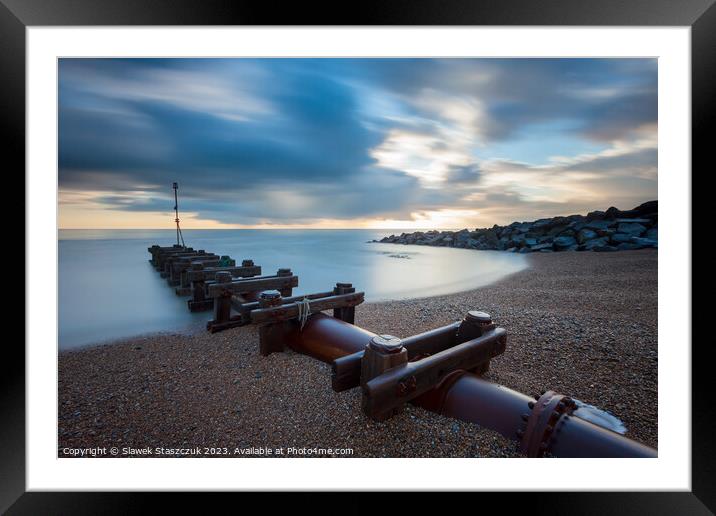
[57,227,456,231]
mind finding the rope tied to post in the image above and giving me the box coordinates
[296,297,311,331]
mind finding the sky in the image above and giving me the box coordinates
[58,58,657,230]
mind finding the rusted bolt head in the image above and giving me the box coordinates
[216,271,232,283]
[242,259,254,267]
[466,310,492,324]
[277,268,292,276]
[369,334,403,354]
[191,261,204,271]
[259,290,282,308]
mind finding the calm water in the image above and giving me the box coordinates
[58,229,528,349]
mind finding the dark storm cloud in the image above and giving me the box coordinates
[58,58,657,225]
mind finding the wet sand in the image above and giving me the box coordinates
[58,249,657,457]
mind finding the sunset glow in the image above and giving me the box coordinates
[59,58,657,229]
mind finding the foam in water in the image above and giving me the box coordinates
[573,399,627,434]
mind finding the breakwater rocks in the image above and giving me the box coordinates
[375,201,658,253]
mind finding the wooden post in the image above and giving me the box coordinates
[148,245,160,264]
[456,311,493,375]
[153,245,194,270]
[360,335,408,420]
[159,250,209,276]
[212,271,233,324]
[333,282,356,324]
[276,268,294,297]
[173,256,221,288]
[257,291,293,356]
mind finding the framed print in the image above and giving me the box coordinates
[4,0,712,512]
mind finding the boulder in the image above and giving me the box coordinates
[547,225,569,237]
[373,200,657,254]
[617,222,647,236]
[611,233,633,244]
[577,228,599,244]
[617,242,643,251]
[570,221,588,232]
[596,228,616,238]
[580,237,610,251]
[630,237,658,248]
[633,200,658,214]
[529,243,553,252]
[584,220,613,231]
[553,235,577,249]
[532,218,553,230]
[604,206,622,219]
[515,223,532,234]
[614,218,651,224]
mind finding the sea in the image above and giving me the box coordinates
[58,229,528,350]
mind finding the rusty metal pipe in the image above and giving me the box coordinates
[282,313,656,458]
[547,413,656,458]
[413,372,656,458]
[283,312,377,363]
[413,371,533,440]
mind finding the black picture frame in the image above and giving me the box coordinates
[4,0,711,513]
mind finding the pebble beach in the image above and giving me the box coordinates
[58,249,657,458]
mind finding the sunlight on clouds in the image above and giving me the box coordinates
[371,129,475,185]
[476,160,604,204]
[548,125,657,167]
[365,209,482,230]
[370,90,488,187]
[412,89,488,142]
[58,59,658,229]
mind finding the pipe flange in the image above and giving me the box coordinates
[518,390,577,457]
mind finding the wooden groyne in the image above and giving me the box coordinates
[143,184,655,458]
[146,241,655,458]
[147,244,364,335]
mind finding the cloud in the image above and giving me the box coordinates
[58,58,657,228]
